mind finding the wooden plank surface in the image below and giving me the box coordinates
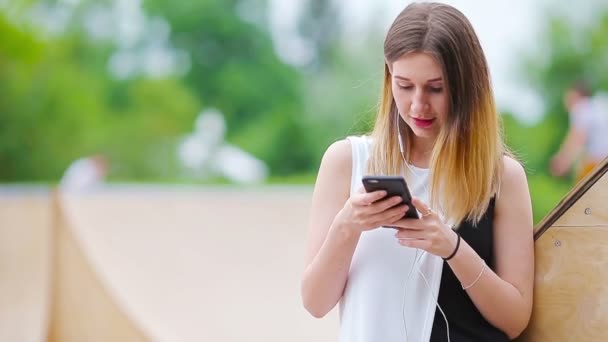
[47,191,150,342]
[535,158,608,237]
[553,172,608,227]
[519,226,608,341]
[52,187,337,342]
[0,193,52,342]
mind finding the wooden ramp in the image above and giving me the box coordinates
[46,190,150,342]
[2,161,607,341]
[47,187,337,342]
[519,158,608,341]
[0,187,338,342]
[0,190,52,342]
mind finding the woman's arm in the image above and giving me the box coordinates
[301,139,412,318]
[446,156,535,339]
[300,140,358,318]
[551,126,587,176]
[302,140,408,317]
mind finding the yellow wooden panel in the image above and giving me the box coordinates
[519,226,608,341]
[554,173,608,227]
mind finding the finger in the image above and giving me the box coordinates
[410,197,428,213]
[411,197,433,217]
[369,195,404,213]
[398,238,431,250]
[389,217,425,230]
[352,190,387,206]
[371,203,408,225]
[395,228,425,240]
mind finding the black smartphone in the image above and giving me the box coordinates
[361,175,419,219]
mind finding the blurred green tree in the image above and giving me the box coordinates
[507,6,608,223]
[0,6,201,181]
[143,0,317,176]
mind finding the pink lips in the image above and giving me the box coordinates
[412,117,436,128]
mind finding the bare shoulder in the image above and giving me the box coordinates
[500,155,528,191]
[312,138,353,208]
[318,139,353,179]
[496,155,532,218]
[305,139,354,264]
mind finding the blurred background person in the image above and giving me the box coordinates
[59,154,109,192]
[550,81,608,182]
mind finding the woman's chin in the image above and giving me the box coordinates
[408,126,438,140]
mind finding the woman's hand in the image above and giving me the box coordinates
[391,197,458,258]
[333,187,410,234]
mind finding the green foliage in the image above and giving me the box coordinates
[143,0,313,175]
[296,33,384,175]
[527,173,573,224]
[2,0,608,223]
[1,0,316,181]
[0,0,382,182]
[0,17,104,179]
[0,9,200,181]
[104,77,201,179]
[502,113,564,173]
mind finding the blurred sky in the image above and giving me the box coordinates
[268,0,602,125]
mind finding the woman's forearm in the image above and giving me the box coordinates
[447,240,532,339]
[301,222,361,318]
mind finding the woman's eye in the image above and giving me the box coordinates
[429,87,443,93]
[398,85,413,90]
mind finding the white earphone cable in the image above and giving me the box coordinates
[396,111,450,342]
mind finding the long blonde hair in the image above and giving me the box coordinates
[367,2,507,226]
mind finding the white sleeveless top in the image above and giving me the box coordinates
[339,135,444,342]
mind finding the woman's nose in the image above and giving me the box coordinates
[410,96,428,115]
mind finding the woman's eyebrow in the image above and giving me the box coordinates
[394,75,443,83]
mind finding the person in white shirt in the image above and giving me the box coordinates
[551,81,608,182]
[60,154,109,192]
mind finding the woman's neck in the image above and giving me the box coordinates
[408,137,435,168]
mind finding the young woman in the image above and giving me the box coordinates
[301,3,534,341]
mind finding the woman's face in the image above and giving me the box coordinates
[391,52,449,141]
